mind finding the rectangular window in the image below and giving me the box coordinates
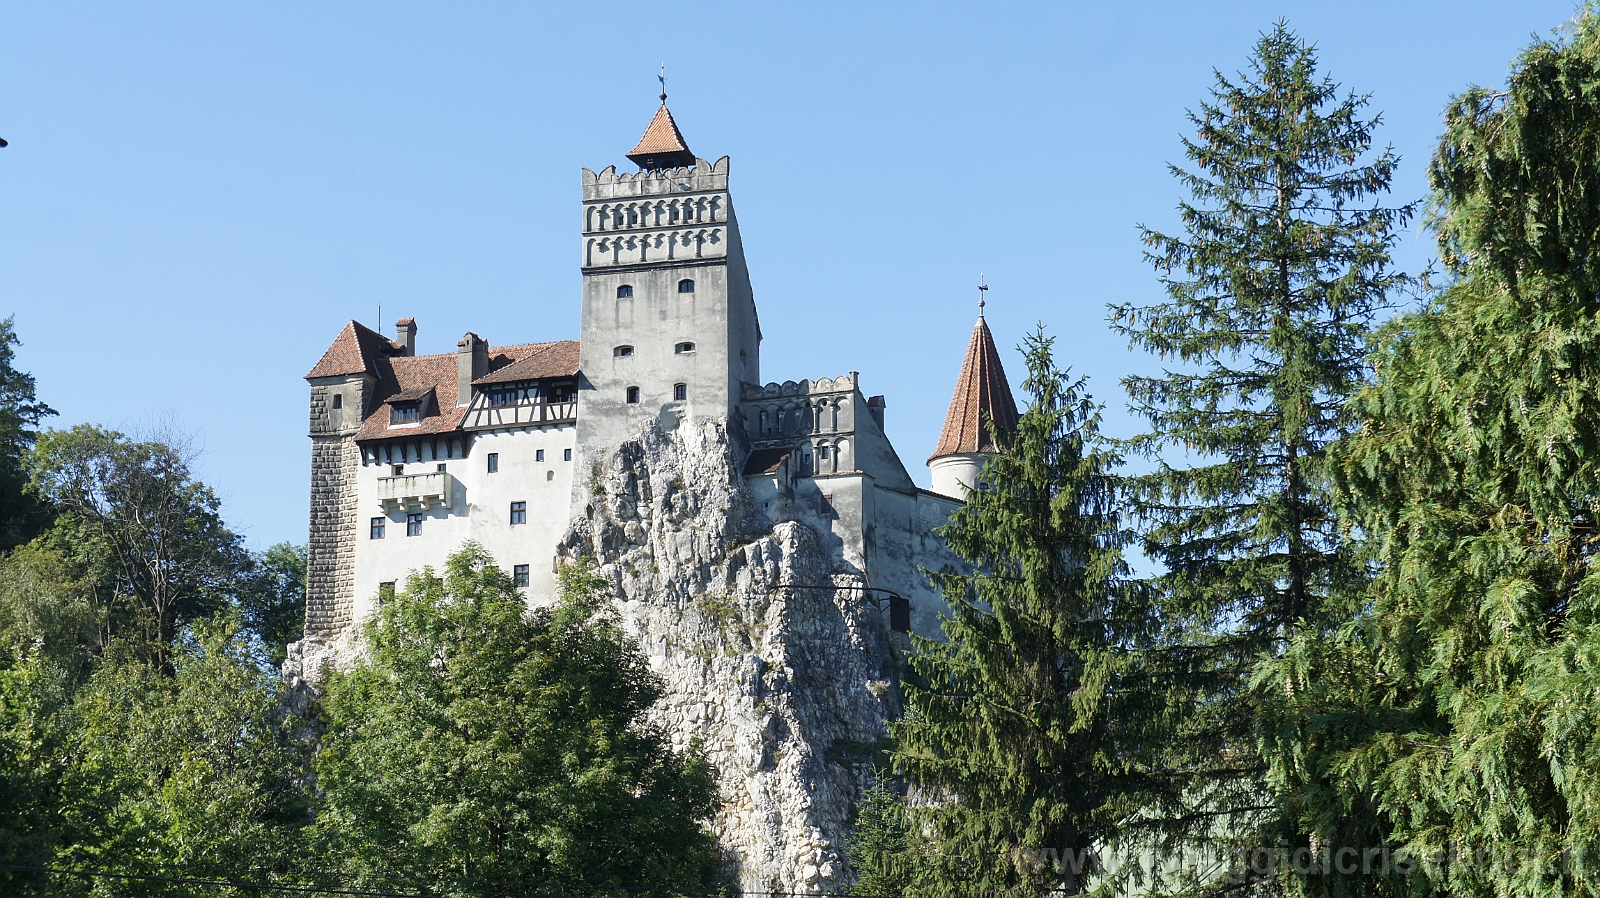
[436,463,446,472]
[406,513,423,537]
[674,383,687,401]
[510,501,527,525]
[536,449,545,462]
[819,447,830,459]
[513,564,529,588]
[370,517,386,539]
[378,581,396,604]
[390,404,419,424]
[391,464,404,476]
[487,453,499,473]
[332,393,342,409]
[564,448,572,461]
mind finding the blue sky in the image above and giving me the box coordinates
[0,1,1581,549]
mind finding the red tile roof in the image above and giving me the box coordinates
[305,321,581,442]
[626,104,696,170]
[474,340,581,385]
[929,316,1019,462]
[305,321,398,379]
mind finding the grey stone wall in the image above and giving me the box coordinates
[305,379,367,641]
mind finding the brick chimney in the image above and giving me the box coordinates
[457,332,488,407]
[395,318,417,356]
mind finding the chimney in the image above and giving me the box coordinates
[456,332,488,407]
[395,318,417,356]
[867,395,887,430]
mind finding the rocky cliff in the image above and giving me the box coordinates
[559,417,903,893]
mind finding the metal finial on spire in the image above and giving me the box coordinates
[659,64,667,104]
[977,273,988,318]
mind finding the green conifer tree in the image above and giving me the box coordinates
[1109,23,1415,892]
[891,331,1155,897]
[1324,10,1600,895]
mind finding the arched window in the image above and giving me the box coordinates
[673,383,687,401]
[613,345,634,358]
[626,386,641,404]
[675,341,695,354]
[616,285,633,298]
[678,279,695,293]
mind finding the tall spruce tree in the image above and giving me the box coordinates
[889,331,1155,897]
[1109,23,1415,891]
[1324,10,1600,895]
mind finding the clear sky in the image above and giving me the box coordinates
[0,1,1582,550]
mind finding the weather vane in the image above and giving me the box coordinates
[659,64,667,103]
[978,273,988,318]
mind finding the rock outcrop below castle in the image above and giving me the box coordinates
[560,417,902,893]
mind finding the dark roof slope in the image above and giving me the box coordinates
[929,316,1020,462]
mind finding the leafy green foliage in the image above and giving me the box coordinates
[1110,22,1416,892]
[0,316,57,552]
[26,426,249,667]
[1310,11,1600,896]
[310,545,722,897]
[890,331,1154,896]
[237,542,307,666]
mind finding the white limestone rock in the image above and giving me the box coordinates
[561,417,899,893]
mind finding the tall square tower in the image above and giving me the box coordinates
[574,103,760,457]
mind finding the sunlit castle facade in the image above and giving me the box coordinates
[300,98,1018,650]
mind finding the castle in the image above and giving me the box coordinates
[294,97,1018,891]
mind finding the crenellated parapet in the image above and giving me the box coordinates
[740,374,862,475]
[581,157,732,270]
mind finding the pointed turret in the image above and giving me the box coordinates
[928,311,1018,498]
[626,102,696,170]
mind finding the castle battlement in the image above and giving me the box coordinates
[581,155,730,200]
[742,374,859,400]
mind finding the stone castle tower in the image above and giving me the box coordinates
[292,97,1019,892]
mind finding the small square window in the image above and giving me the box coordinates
[406,513,423,537]
[370,517,386,539]
[378,581,396,604]
[487,453,499,473]
[510,501,527,525]
[673,383,687,401]
[513,564,529,588]
[616,285,633,298]
[436,463,446,472]
[564,448,572,461]
[675,342,695,354]
[626,386,640,404]
[391,464,404,476]
[536,449,545,462]
[678,278,695,293]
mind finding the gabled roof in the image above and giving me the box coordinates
[929,316,1019,462]
[473,340,581,385]
[306,320,398,379]
[744,446,793,476]
[626,104,696,170]
[350,340,581,442]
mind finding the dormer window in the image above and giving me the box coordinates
[617,285,634,298]
[390,403,419,425]
[614,345,634,358]
[678,279,695,293]
[675,342,695,354]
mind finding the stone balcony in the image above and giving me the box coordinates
[377,471,454,511]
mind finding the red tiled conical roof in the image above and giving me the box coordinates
[626,104,696,170]
[929,316,1019,462]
